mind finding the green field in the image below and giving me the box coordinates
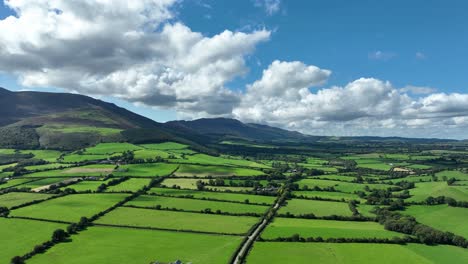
[106,178,151,192]
[296,178,394,193]
[160,178,203,189]
[436,170,468,181]
[261,218,405,239]
[113,163,178,177]
[126,195,269,214]
[61,180,111,192]
[11,193,129,222]
[19,150,63,162]
[24,163,72,171]
[23,164,115,178]
[356,204,379,217]
[173,154,269,168]
[133,149,172,159]
[292,190,364,202]
[246,242,468,264]
[27,226,241,264]
[149,187,276,205]
[403,205,468,238]
[61,154,112,163]
[408,182,468,202]
[0,192,54,208]
[140,142,189,150]
[279,199,352,217]
[0,178,36,190]
[95,207,258,234]
[174,164,264,177]
[0,218,66,264]
[85,143,142,154]
[17,178,65,190]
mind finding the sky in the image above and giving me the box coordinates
[0,0,467,139]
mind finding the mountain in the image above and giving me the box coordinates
[0,88,311,150]
[165,118,308,142]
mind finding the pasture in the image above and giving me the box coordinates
[106,178,151,192]
[407,182,468,202]
[261,218,405,239]
[174,164,264,177]
[84,143,142,154]
[11,193,129,222]
[149,187,276,205]
[95,207,258,234]
[403,205,468,238]
[0,218,66,264]
[246,242,468,264]
[126,195,269,214]
[113,163,178,177]
[0,192,54,208]
[292,190,364,202]
[27,226,241,264]
[278,199,352,217]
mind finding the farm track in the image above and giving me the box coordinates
[232,201,280,264]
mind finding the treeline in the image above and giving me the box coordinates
[410,196,468,208]
[376,208,468,248]
[261,234,415,244]
[124,204,263,217]
[276,212,374,222]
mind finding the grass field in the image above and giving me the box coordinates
[356,204,379,217]
[19,150,63,162]
[113,163,178,177]
[160,178,203,189]
[23,164,115,178]
[292,190,364,202]
[149,187,276,205]
[24,163,72,171]
[436,170,468,181]
[17,178,65,189]
[173,154,269,168]
[296,179,394,193]
[84,143,142,154]
[261,218,405,239]
[11,193,129,222]
[133,149,172,159]
[0,218,66,264]
[106,178,151,192]
[246,242,468,264]
[174,164,264,177]
[140,142,189,150]
[61,154,112,163]
[95,207,258,234]
[0,192,54,208]
[27,226,241,264]
[408,182,468,202]
[61,180,111,192]
[403,205,468,238]
[126,195,269,214]
[0,178,36,190]
[279,199,352,217]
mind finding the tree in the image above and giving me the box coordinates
[196,180,205,191]
[10,256,24,264]
[52,229,69,243]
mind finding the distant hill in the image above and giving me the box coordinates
[164,118,308,142]
[0,88,457,150]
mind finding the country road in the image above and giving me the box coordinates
[232,201,280,264]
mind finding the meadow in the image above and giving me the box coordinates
[407,182,468,202]
[0,192,54,208]
[0,178,37,190]
[149,187,276,204]
[278,199,353,217]
[61,180,111,192]
[0,218,66,264]
[113,163,178,177]
[23,164,115,178]
[84,142,142,154]
[403,205,468,238]
[246,242,468,264]
[106,178,151,192]
[174,164,265,177]
[261,218,405,239]
[27,226,241,264]
[95,207,259,234]
[126,195,269,214]
[296,178,394,193]
[10,193,129,222]
[292,190,364,202]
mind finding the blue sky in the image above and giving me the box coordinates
[0,1,467,138]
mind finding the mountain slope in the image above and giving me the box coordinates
[164,118,308,142]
